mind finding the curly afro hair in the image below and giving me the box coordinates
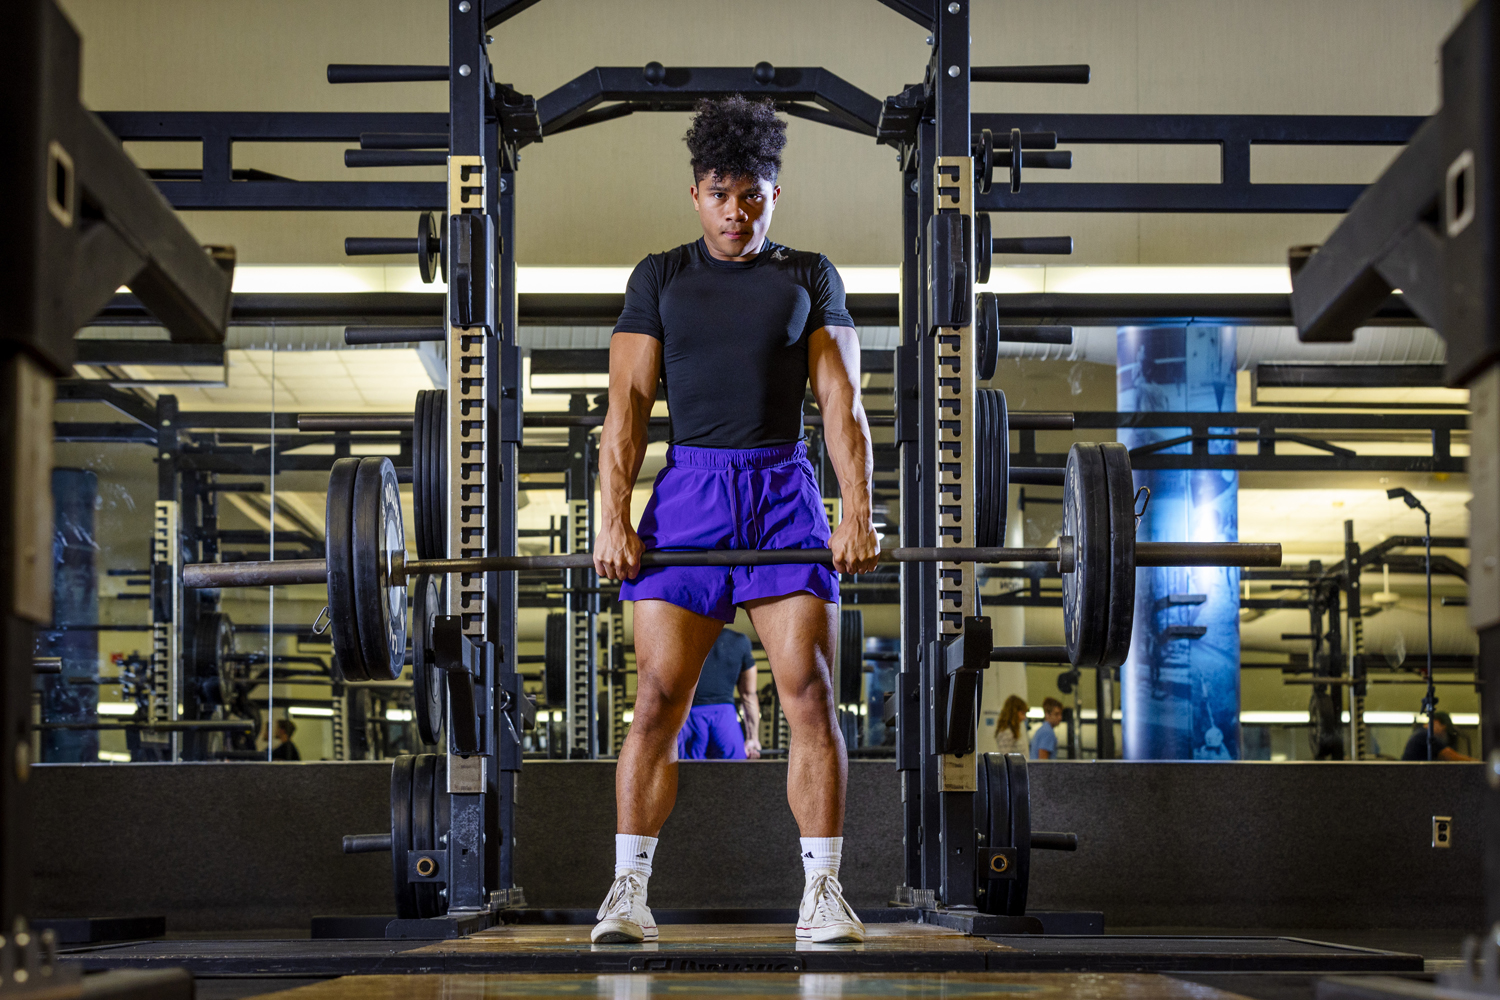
[683,95,787,185]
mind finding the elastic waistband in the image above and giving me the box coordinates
[665,441,807,470]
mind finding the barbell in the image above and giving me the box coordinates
[180,446,1279,683]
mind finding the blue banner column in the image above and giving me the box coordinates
[1117,326,1240,760]
[39,468,98,762]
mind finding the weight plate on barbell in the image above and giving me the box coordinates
[390,754,418,919]
[411,574,446,746]
[352,457,408,682]
[326,458,367,682]
[1062,443,1109,668]
[1099,442,1136,671]
[838,608,864,705]
[544,612,567,707]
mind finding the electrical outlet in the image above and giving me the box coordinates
[1433,816,1453,849]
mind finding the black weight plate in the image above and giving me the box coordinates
[412,392,429,561]
[977,293,999,382]
[977,127,994,196]
[326,458,366,682]
[423,388,440,561]
[1003,752,1031,916]
[544,612,567,706]
[838,609,863,704]
[433,389,447,557]
[426,389,441,560]
[975,752,1009,916]
[390,755,418,919]
[975,391,992,550]
[417,212,437,285]
[412,574,445,746]
[1061,443,1109,668]
[412,753,438,918]
[994,390,1010,546]
[432,754,450,917]
[1099,442,1137,671]
[976,211,993,286]
[352,457,409,681]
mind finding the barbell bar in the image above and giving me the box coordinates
[182,540,1278,592]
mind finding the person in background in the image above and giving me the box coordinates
[993,695,1030,757]
[678,628,762,760]
[1031,697,1064,760]
[270,718,300,761]
[1402,711,1477,761]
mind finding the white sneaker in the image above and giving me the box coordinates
[591,871,658,944]
[796,872,865,943]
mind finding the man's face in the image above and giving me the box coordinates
[1046,706,1063,726]
[691,172,779,260]
[1433,718,1448,738]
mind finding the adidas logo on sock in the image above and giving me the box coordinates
[803,852,814,859]
[637,852,649,859]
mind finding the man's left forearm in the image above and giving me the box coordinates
[813,327,874,522]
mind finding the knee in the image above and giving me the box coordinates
[631,677,693,733]
[779,674,838,730]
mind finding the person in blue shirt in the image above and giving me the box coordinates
[1031,697,1064,760]
[677,628,761,760]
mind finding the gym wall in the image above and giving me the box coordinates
[29,759,1480,931]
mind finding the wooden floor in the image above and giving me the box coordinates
[412,921,1006,957]
[253,971,1257,999]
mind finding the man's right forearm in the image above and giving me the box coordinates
[741,699,761,741]
[599,401,649,530]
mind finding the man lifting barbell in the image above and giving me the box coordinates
[590,95,876,945]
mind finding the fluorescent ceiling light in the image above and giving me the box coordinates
[97,702,137,716]
[97,750,132,762]
[385,708,413,722]
[1240,710,1481,726]
[118,264,1299,298]
[1240,711,1308,724]
[289,706,334,718]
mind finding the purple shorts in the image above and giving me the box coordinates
[619,441,838,622]
[677,703,747,760]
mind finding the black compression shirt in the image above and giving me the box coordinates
[613,238,854,449]
[692,629,755,707]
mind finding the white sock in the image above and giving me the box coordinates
[615,834,657,880]
[800,836,843,879]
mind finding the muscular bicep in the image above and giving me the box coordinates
[608,333,662,414]
[807,325,862,412]
[738,665,758,698]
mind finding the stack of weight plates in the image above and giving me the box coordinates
[975,388,1010,549]
[412,389,447,561]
